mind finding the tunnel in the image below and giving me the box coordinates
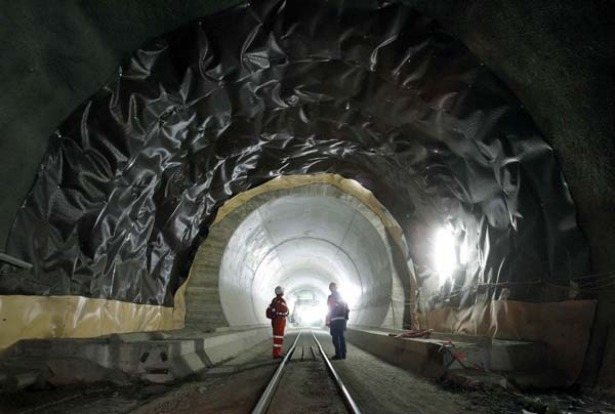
[0,0,613,412]
[183,177,409,331]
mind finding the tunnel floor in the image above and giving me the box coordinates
[1,330,615,413]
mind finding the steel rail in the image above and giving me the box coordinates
[251,330,303,414]
[312,330,362,414]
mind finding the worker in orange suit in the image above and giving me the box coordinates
[268,286,289,359]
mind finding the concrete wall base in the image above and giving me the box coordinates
[0,327,271,391]
[346,328,563,389]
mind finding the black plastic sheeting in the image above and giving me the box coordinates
[1,0,590,309]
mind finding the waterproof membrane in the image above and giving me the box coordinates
[1,0,590,310]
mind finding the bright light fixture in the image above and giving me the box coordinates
[434,228,457,287]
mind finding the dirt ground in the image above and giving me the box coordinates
[2,330,615,414]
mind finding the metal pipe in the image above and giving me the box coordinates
[0,252,33,270]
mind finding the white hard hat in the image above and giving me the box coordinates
[275,286,284,295]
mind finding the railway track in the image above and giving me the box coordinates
[252,330,361,414]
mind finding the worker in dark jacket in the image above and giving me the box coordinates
[268,286,289,359]
[326,282,349,360]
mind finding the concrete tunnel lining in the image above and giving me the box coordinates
[185,180,409,331]
[246,237,364,324]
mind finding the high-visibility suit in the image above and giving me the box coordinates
[326,291,349,359]
[269,294,289,358]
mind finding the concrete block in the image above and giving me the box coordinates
[347,328,548,378]
[490,339,547,372]
[202,327,270,365]
[47,358,128,386]
[445,340,490,371]
[346,329,447,377]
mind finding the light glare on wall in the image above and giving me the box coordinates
[434,228,457,287]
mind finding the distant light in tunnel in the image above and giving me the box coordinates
[295,304,326,326]
[434,228,457,287]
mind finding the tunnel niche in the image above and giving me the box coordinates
[184,177,410,331]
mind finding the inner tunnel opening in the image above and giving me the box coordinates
[184,177,410,331]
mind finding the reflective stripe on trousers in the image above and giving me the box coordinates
[272,317,286,357]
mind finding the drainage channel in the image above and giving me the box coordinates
[252,329,361,414]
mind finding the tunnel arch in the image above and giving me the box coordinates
[183,175,411,331]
